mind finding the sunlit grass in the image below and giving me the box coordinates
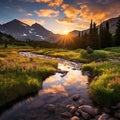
[82,62,120,106]
[0,47,58,106]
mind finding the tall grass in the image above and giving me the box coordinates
[82,62,120,106]
[0,49,58,106]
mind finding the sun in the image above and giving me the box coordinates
[62,30,69,35]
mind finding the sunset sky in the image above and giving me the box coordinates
[0,0,120,34]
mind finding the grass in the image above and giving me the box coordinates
[1,45,120,107]
[82,62,120,106]
[0,46,58,106]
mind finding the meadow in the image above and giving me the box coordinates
[81,46,120,106]
[0,45,58,106]
[0,45,120,107]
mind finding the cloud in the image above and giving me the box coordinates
[79,0,120,24]
[18,8,33,17]
[62,4,80,18]
[34,9,59,17]
[19,18,45,25]
[48,0,63,7]
[19,0,63,7]
[56,17,75,24]
[26,13,33,16]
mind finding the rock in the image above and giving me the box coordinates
[75,111,80,117]
[46,104,56,112]
[71,116,80,120]
[78,99,85,106]
[104,107,111,114]
[79,109,90,120]
[114,112,120,119]
[79,105,98,116]
[69,105,76,114]
[61,112,72,118]
[98,113,110,120]
[72,94,80,101]
[116,102,120,109]
[56,69,68,74]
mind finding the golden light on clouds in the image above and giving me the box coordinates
[19,18,45,25]
[62,4,80,18]
[34,9,59,17]
[56,17,74,24]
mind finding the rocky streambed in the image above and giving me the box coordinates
[0,52,120,120]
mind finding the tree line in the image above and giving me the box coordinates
[74,17,120,49]
[0,17,120,49]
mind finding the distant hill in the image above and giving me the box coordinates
[69,16,120,37]
[0,19,56,42]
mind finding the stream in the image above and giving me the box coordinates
[0,52,93,120]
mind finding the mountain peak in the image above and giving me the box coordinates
[31,23,42,27]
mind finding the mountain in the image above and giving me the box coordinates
[0,19,55,41]
[69,16,120,37]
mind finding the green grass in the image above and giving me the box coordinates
[82,62,120,106]
[0,47,58,106]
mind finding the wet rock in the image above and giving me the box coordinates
[61,112,72,118]
[56,69,68,74]
[79,105,98,116]
[75,111,80,117]
[46,104,56,112]
[71,116,80,120]
[72,94,80,101]
[68,105,76,114]
[79,109,90,120]
[114,112,120,119]
[78,99,85,106]
[98,113,110,120]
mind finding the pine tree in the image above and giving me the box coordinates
[114,17,120,46]
[88,20,99,49]
[100,22,112,48]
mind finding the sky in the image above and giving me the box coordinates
[0,0,120,34]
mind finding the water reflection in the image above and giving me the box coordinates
[0,52,92,120]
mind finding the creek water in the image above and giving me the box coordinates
[0,52,93,120]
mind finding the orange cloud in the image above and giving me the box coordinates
[80,2,120,24]
[19,18,45,25]
[62,4,80,18]
[34,9,59,17]
[56,17,75,24]
[48,0,63,7]
[19,0,63,7]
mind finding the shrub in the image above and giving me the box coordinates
[86,46,94,54]
[80,49,89,58]
[91,51,108,61]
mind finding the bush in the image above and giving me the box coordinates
[91,51,108,61]
[80,49,89,58]
[86,46,93,54]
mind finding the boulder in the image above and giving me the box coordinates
[78,99,85,106]
[79,109,90,120]
[98,113,109,120]
[61,112,72,118]
[79,105,98,116]
[46,104,56,112]
[72,94,80,101]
